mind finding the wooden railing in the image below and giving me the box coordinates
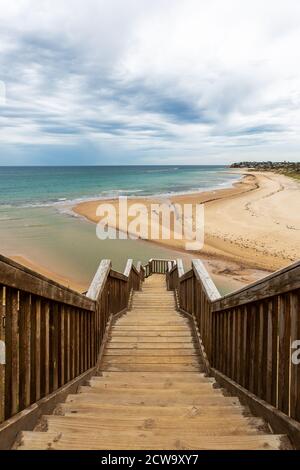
[167,258,300,447]
[0,255,144,426]
[144,259,175,277]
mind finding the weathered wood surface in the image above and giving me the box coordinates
[0,255,144,432]
[1,254,299,449]
[86,259,111,301]
[0,367,97,450]
[14,275,288,450]
[123,259,133,278]
[0,254,94,310]
[168,257,300,445]
[192,259,220,302]
[176,259,185,278]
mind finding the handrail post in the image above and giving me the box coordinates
[136,261,145,290]
[123,259,133,278]
[86,260,111,301]
[177,259,185,278]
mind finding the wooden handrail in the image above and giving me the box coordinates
[193,259,220,302]
[0,255,94,311]
[0,255,144,426]
[109,270,128,282]
[167,257,300,446]
[213,260,300,311]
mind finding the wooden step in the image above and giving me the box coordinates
[56,403,249,418]
[102,364,204,372]
[66,391,240,407]
[16,430,288,450]
[102,355,200,364]
[98,371,211,381]
[106,342,197,349]
[89,377,215,388]
[45,413,267,432]
[82,382,220,393]
[107,336,196,343]
[40,414,267,436]
[102,349,198,356]
[112,326,190,331]
[109,331,193,337]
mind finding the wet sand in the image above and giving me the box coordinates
[74,170,300,273]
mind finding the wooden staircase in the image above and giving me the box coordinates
[14,275,290,450]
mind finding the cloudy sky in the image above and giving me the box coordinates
[0,0,300,165]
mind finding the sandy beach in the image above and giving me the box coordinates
[11,255,88,293]
[74,170,300,274]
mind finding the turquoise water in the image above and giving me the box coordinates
[0,166,240,291]
[0,166,239,207]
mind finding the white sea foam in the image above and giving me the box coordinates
[0,173,241,212]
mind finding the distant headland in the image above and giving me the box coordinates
[230,161,300,180]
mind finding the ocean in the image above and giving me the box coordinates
[0,165,239,207]
[0,166,240,292]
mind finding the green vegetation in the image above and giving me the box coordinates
[230,161,300,181]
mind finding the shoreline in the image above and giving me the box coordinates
[3,169,299,294]
[73,170,300,274]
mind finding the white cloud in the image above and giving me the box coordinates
[0,0,300,163]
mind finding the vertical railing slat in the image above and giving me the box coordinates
[19,292,31,410]
[5,288,19,418]
[0,286,5,423]
[40,300,50,397]
[290,291,300,420]
[278,294,291,414]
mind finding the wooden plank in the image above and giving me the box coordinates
[5,288,19,418]
[65,306,71,383]
[102,356,200,364]
[110,331,192,337]
[15,431,288,451]
[249,304,256,393]
[102,364,202,372]
[112,325,189,331]
[290,291,300,421]
[109,270,128,282]
[240,306,247,388]
[108,336,194,343]
[0,254,95,311]
[266,298,278,407]
[104,349,198,356]
[75,309,80,377]
[70,309,75,380]
[19,292,31,410]
[278,295,291,415]
[258,302,268,400]
[244,305,251,391]
[60,305,65,387]
[106,343,196,349]
[34,298,41,401]
[0,286,5,423]
[50,304,59,392]
[40,301,50,397]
